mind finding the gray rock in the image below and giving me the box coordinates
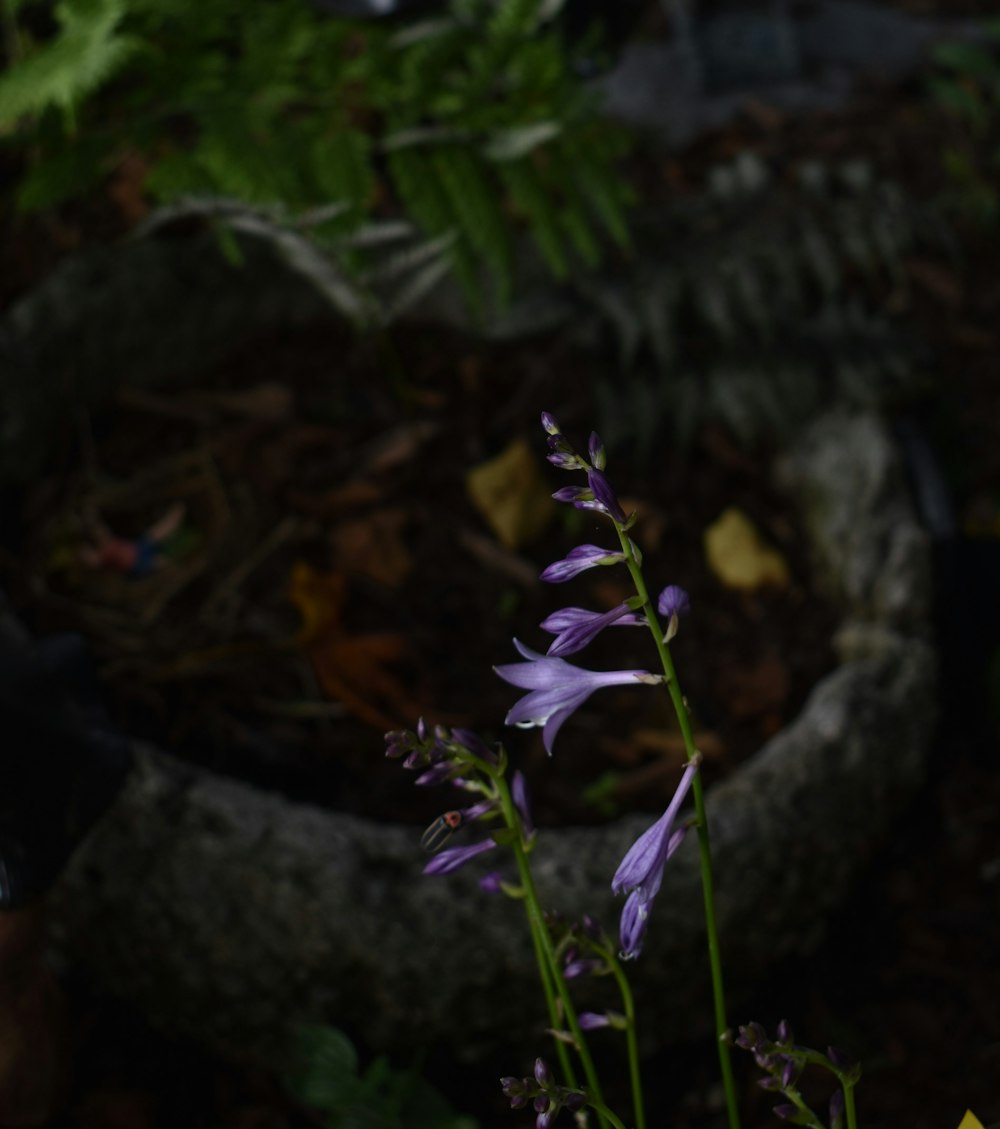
[45,409,937,1065]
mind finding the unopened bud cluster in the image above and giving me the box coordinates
[735,1021,860,1129]
[500,1058,587,1129]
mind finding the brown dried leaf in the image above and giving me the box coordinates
[466,437,555,550]
[703,507,790,590]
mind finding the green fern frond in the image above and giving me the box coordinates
[386,143,480,303]
[430,144,512,306]
[311,128,375,228]
[499,156,568,278]
[0,0,138,131]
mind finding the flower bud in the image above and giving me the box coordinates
[534,1058,553,1087]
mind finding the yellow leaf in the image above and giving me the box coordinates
[956,1112,985,1129]
[466,437,555,550]
[703,506,790,591]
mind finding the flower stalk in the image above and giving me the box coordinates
[613,521,742,1129]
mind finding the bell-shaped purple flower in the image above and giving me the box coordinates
[539,544,626,583]
[423,837,497,876]
[612,757,700,957]
[495,640,658,755]
[540,603,645,657]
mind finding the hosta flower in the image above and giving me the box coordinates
[495,640,659,754]
[540,603,645,657]
[612,757,700,957]
[539,544,626,583]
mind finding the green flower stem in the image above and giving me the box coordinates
[587,1099,630,1129]
[615,526,742,1129]
[496,776,611,1129]
[606,950,647,1129]
[844,1083,858,1129]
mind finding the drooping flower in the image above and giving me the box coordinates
[539,544,626,583]
[423,837,498,876]
[495,640,659,755]
[612,757,700,957]
[540,603,645,657]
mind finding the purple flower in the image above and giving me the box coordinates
[540,603,645,657]
[495,640,658,755]
[612,758,700,957]
[423,837,497,876]
[539,544,626,583]
[478,871,505,893]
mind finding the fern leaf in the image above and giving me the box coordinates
[429,144,512,306]
[311,127,375,227]
[0,0,139,130]
[499,157,568,278]
[386,144,480,304]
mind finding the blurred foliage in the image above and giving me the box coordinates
[286,1023,477,1129]
[0,0,633,315]
[926,23,1000,227]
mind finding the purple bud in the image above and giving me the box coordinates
[384,730,413,758]
[776,1019,793,1045]
[780,1057,797,1089]
[500,1076,524,1097]
[511,770,534,836]
[586,468,627,523]
[578,1011,612,1030]
[551,484,590,504]
[540,544,626,583]
[829,1089,846,1126]
[547,451,584,470]
[736,1021,766,1049]
[541,412,561,436]
[657,584,691,620]
[588,432,606,470]
[422,838,498,875]
[535,1109,554,1129]
[582,914,605,942]
[534,1095,549,1114]
[414,762,454,786]
[533,1058,553,1087]
[773,1104,798,1120]
[450,727,498,764]
[563,958,603,980]
[564,1092,585,1113]
[758,1077,781,1091]
[827,1046,854,1070]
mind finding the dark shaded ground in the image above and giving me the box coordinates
[2,28,1000,1129]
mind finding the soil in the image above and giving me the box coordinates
[1,18,1000,1129]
